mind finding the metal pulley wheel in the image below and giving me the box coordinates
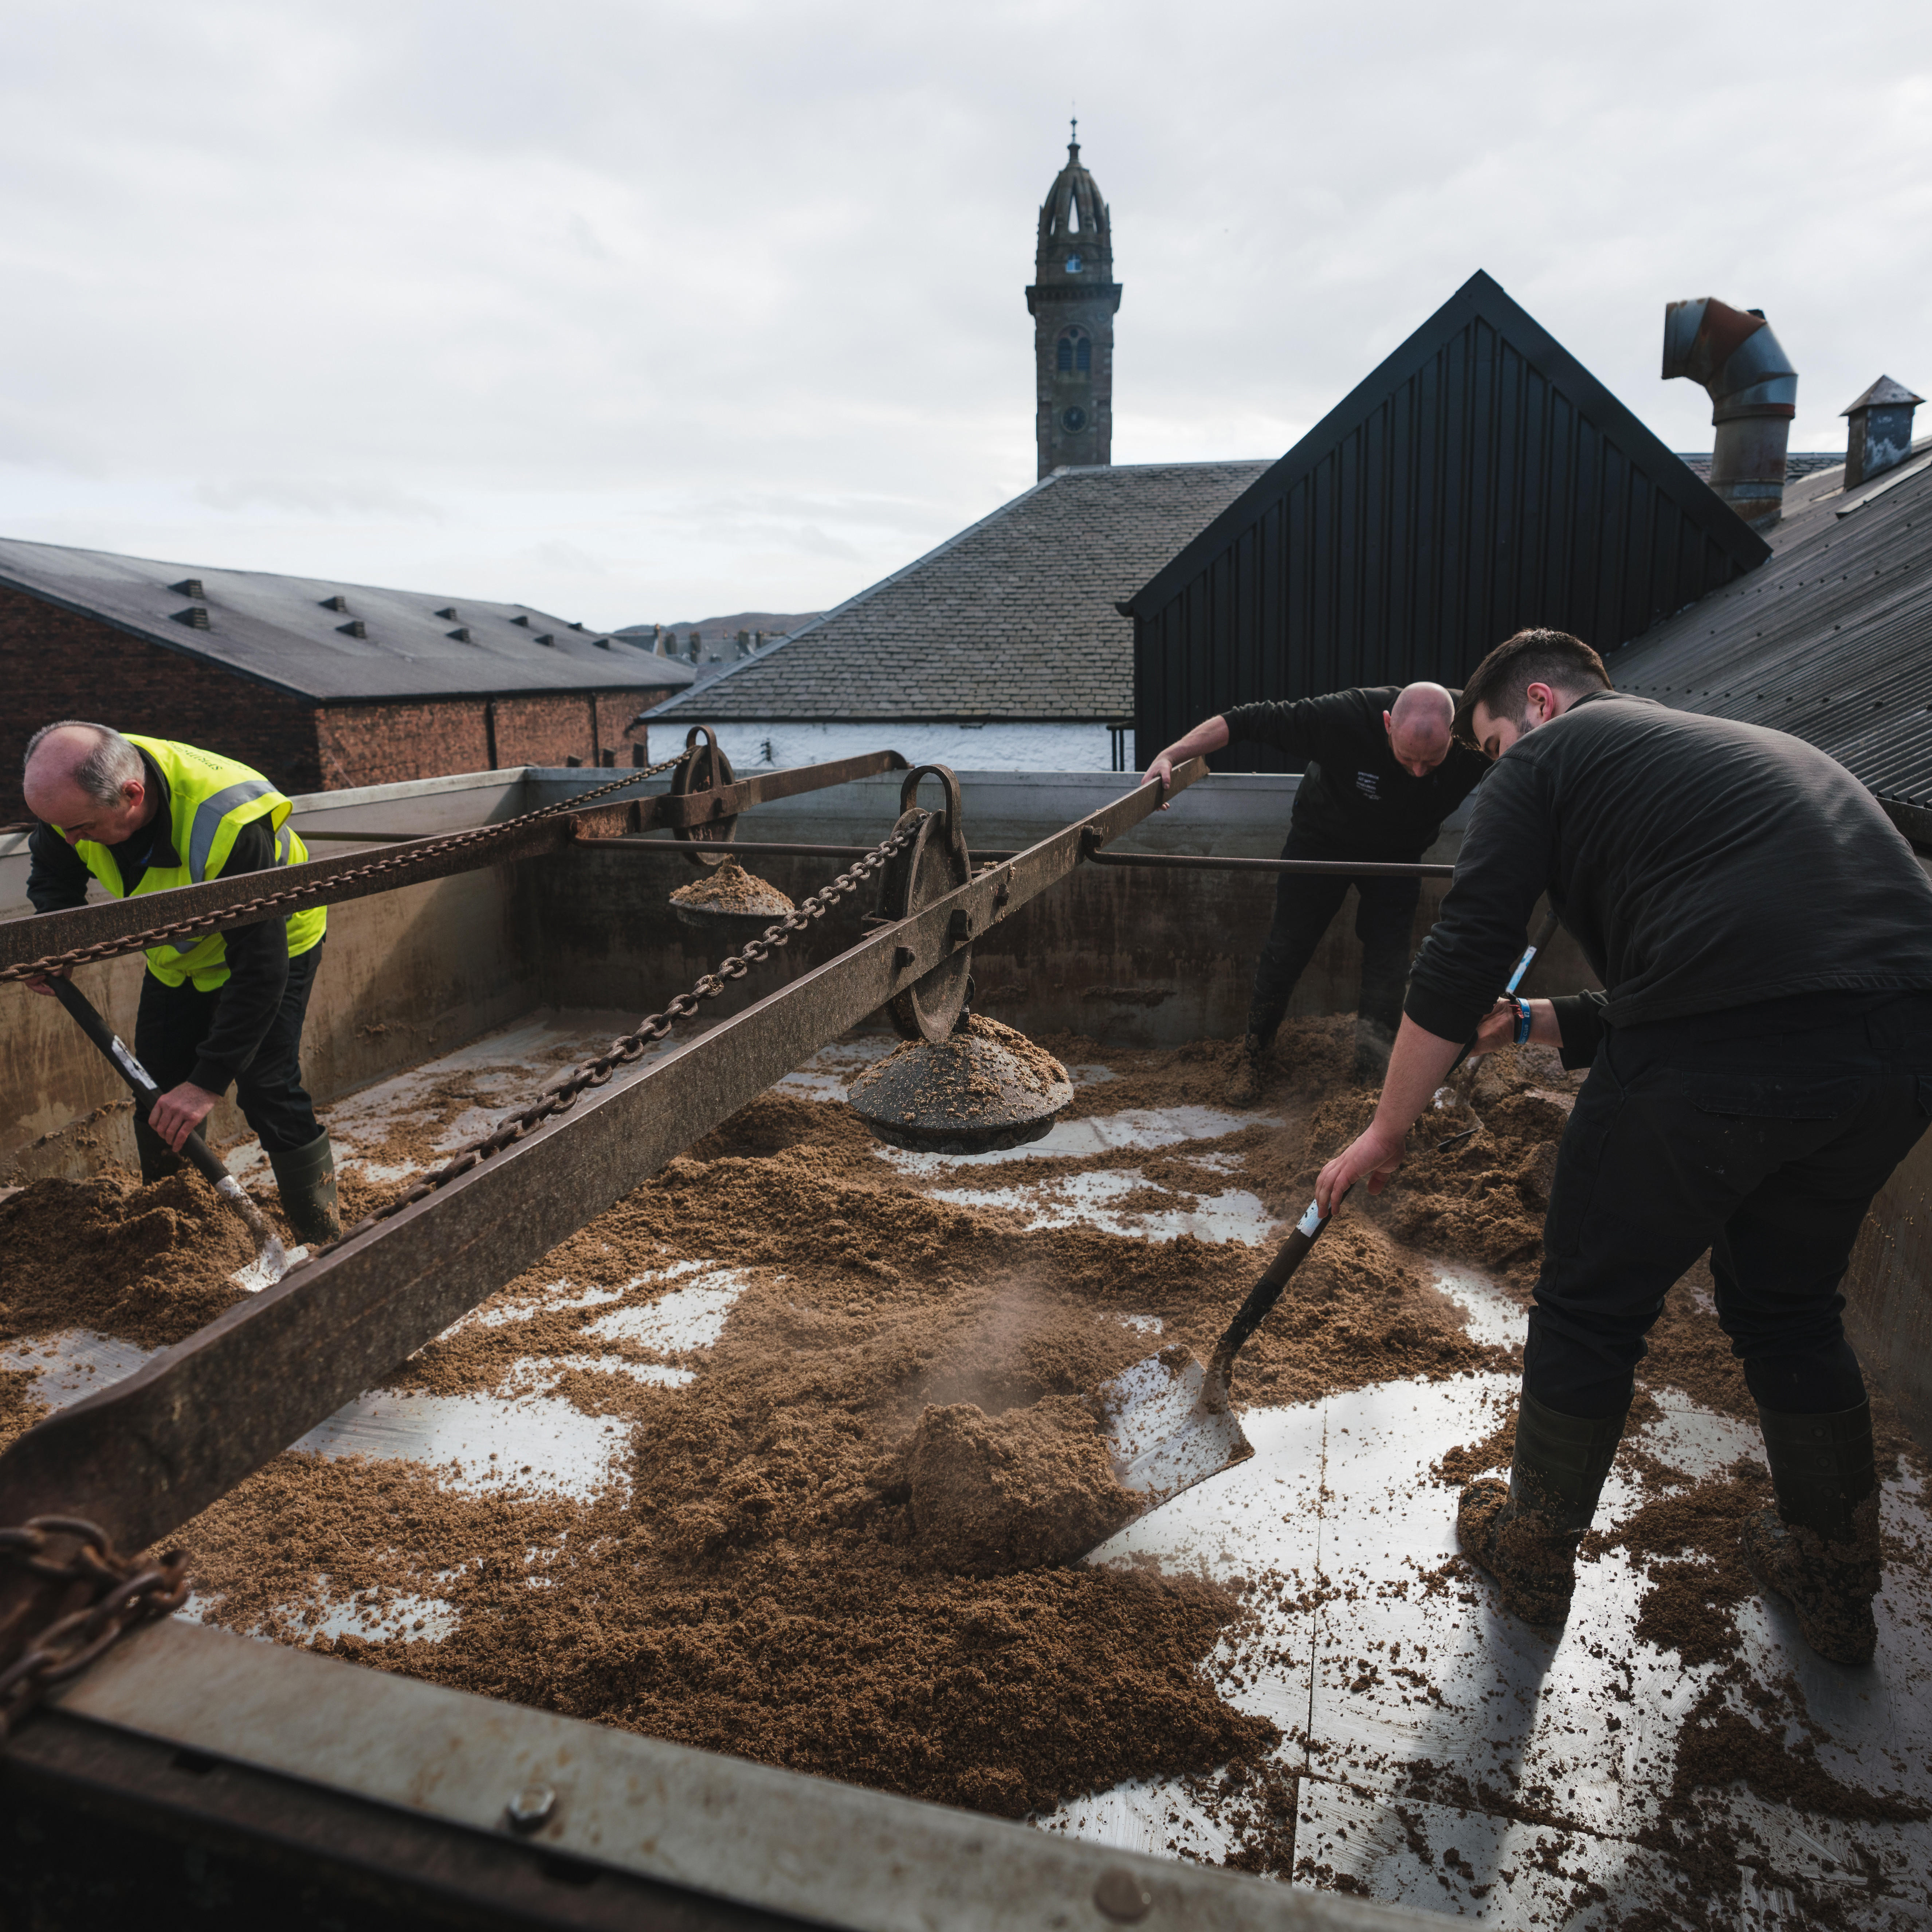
[664,725,798,935]
[846,764,1073,1156]
[669,725,739,868]
[876,764,974,1044]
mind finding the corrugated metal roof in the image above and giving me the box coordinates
[651,462,1270,722]
[0,537,697,703]
[1609,441,1932,838]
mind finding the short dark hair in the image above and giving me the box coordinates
[1457,629,1611,742]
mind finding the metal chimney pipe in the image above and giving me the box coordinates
[1662,297,1798,529]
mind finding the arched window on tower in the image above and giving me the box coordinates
[1057,327,1091,376]
[1065,189,1081,233]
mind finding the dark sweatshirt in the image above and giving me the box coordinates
[1222,687,1489,860]
[27,750,290,1093]
[1405,692,1932,1059]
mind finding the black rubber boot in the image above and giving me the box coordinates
[1458,1392,1629,1629]
[1225,1034,1268,1107]
[1741,1400,1881,1667]
[270,1129,342,1246]
[133,1115,182,1185]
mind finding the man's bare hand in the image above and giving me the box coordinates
[1142,753,1175,805]
[1466,998,1518,1060]
[1316,1121,1407,1217]
[147,1080,220,1152]
[23,966,74,997]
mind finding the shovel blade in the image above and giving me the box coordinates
[1096,1352,1255,1512]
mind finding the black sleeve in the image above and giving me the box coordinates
[25,824,94,914]
[1403,751,1554,1041]
[1221,692,1358,767]
[188,820,291,1093]
[1550,992,1608,1070]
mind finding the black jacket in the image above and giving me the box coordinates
[27,750,290,1093]
[1222,687,1489,860]
[1405,693,1932,1055]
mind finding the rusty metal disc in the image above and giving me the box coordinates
[669,726,738,868]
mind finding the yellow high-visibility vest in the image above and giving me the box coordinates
[63,736,326,990]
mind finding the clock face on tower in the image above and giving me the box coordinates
[1064,253,1083,273]
[1061,406,1088,433]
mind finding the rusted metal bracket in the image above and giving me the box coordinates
[0,750,910,975]
[0,764,1203,1669]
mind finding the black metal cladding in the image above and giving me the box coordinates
[1127,271,1771,770]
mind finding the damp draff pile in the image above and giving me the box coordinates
[4,1009,1930,1928]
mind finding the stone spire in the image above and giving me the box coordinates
[1026,124,1121,479]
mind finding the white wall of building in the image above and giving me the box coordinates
[641,720,1123,774]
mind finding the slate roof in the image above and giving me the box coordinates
[0,537,697,703]
[1610,440,1932,840]
[650,463,1271,723]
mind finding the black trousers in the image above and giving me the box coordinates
[134,943,325,1162]
[1246,833,1421,1047]
[1526,995,1932,1419]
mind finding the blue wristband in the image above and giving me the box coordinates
[1510,996,1532,1046]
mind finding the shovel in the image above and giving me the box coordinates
[1094,1192,1342,1511]
[1093,906,1566,1517]
[47,976,291,1291]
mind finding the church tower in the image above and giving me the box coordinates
[1026,124,1120,479]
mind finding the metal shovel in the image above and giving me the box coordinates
[1094,1193,1339,1513]
[1094,906,1566,1519]
[47,976,290,1291]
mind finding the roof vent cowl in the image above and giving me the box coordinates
[1662,297,1798,530]
[1842,376,1924,491]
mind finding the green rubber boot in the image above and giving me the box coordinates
[270,1129,342,1246]
[1741,1400,1881,1667]
[1458,1392,1629,1629]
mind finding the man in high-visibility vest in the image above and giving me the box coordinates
[21,720,341,1244]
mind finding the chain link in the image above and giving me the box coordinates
[295,815,922,1264]
[1,753,692,987]
[0,1517,191,1744]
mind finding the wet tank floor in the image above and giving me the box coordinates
[5,1009,1929,1927]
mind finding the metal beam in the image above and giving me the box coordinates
[36,1616,1424,1932]
[0,763,1204,1663]
[0,750,908,976]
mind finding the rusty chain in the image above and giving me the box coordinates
[0,1517,191,1744]
[297,814,924,1264]
[0,752,694,986]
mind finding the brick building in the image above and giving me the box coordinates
[0,538,694,816]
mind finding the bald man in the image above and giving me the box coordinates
[20,721,341,1244]
[1145,683,1488,1101]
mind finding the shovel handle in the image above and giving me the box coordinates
[1208,907,1564,1389]
[48,975,231,1193]
[1206,1195,1340,1390]
[1442,904,1562,1079]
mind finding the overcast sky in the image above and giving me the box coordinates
[2,1,1927,631]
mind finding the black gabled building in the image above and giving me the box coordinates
[1125,270,1771,769]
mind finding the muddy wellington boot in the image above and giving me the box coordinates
[1457,1392,1629,1629]
[270,1128,343,1245]
[1224,1034,1268,1107]
[1741,1400,1882,1666]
